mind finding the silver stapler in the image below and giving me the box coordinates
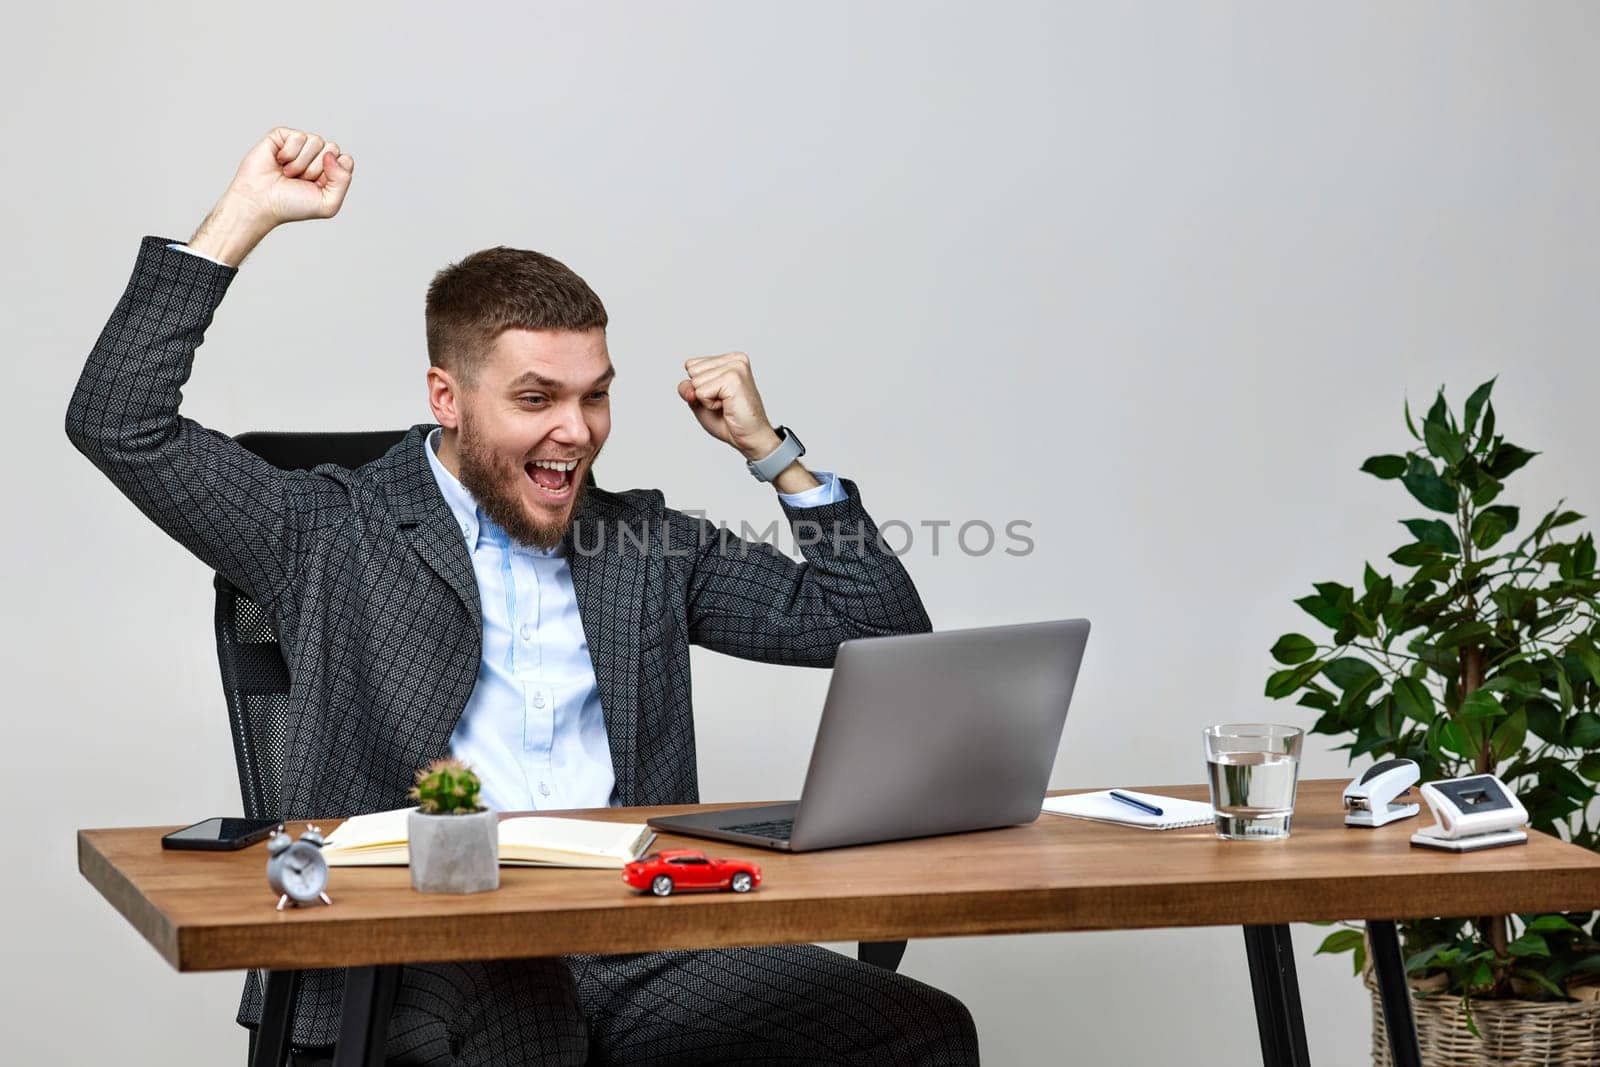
[1410,774,1528,851]
[1343,758,1420,828]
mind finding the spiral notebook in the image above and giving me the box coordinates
[1042,790,1214,830]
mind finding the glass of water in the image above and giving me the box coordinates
[1203,723,1304,840]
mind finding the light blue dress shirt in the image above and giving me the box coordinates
[170,240,845,811]
[423,428,619,810]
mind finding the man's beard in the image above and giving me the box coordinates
[455,416,594,551]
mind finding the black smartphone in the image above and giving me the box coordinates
[161,817,280,851]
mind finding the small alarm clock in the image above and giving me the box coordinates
[266,824,333,910]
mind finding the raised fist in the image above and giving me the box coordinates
[678,351,782,460]
[224,127,355,226]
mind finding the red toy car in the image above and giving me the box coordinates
[622,849,762,896]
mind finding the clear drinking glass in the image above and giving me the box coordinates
[1203,723,1304,840]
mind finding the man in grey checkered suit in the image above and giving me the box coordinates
[66,127,978,1065]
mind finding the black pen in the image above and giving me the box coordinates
[1110,790,1164,816]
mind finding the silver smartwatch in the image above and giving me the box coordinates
[746,425,805,483]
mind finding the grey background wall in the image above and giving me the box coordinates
[5,1,1597,1062]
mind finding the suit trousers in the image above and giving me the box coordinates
[278,945,978,1066]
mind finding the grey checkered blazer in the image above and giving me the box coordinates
[65,236,933,1047]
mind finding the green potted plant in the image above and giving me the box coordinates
[408,758,499,894]
[1265,379,1600,1063]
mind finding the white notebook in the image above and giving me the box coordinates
[1042,790,1214,830]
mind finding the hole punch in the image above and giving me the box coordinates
[1410,774,1528,852]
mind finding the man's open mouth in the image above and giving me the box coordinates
[526,458,579,501]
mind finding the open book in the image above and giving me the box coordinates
[321,808,656,869]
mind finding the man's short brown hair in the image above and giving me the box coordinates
[425,247,608,384]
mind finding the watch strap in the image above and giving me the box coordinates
[747,425,805,482]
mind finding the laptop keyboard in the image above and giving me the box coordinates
[721,818,794,839]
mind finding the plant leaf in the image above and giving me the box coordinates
[1477,402,1496,453]
[1405,944,1445,973]
[1266,660,1325,699]
[1470,505,1520,550]
[1425,390,1450,431]
[1401,455,1458,514]
[1270,633,1318,666]
[1316,929,1365,955]
[1460,689,1506,721]
[1401,518,1462,554]
[1491,709,1527,762]
[1528,701,1565,744]
[1434,620,1492,650]
[1392,676,1437,724]
[1462,994,1482,1037]
[1323,657,1381,692]
[1571,638,1600,688]
[1424,418,1468,466]
[1438,720,1473,760]
[1513,968,1566,998]
[1297,683,1338,712]
[1507,932,1551,958]
[1361,455,1408,480]
[1566,713,1600,750]
[1362,562,1383,592]
[1390,543,1444,567]
[1556,671,1575,715]
[1574,535,1598,579]
[1313,581,1355,605]
[1463,377,1495,437]
[1295,593,1346,630]
[1361,574,1395,620]
[1484,442,1538,479]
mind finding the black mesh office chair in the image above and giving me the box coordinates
[217,429,906,1065]
[217,432,405,1067]
[217,431,407,822]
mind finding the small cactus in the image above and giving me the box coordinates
[409,758,486,815]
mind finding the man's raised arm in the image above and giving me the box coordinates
[668,350,932,665]
[64,128,355,610]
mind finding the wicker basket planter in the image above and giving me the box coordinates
[1367,978,1600,1066]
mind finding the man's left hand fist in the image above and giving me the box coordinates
[678,352,783,460]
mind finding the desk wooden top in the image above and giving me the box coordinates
[78,780,1600,972]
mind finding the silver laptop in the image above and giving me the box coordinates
[648,618,1090,851]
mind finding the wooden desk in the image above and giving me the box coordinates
[79,781,1600,1066]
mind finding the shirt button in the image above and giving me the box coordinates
[539,782,552,797]
[532,692,546,709]
[519,624,532,641]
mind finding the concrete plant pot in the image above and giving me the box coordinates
[408,808,499,894]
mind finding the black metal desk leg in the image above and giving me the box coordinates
[252,970,302,1067]
[1243,925,1312,1067]
[332,964,402,1067]
[1367,921,1423,1067]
